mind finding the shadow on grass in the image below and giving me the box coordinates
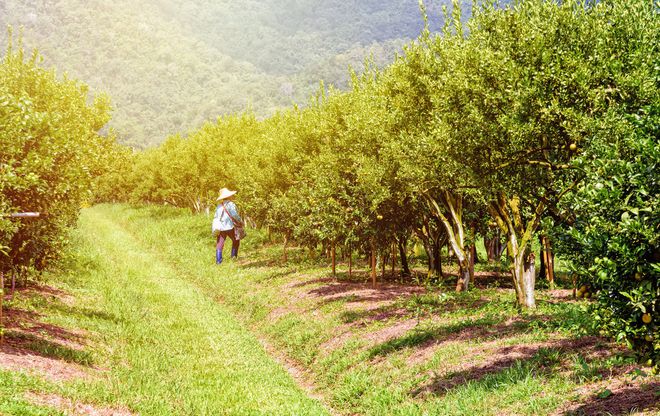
[253,268,299,283]
[47,302,121,325]
[331,290,491,328]
[338,305,409,324]
[308,280,424,302]
[412,337,631,399]
[288,276,337,289]
[239,258,278,269]
[564,382,660,415]
[1,285,98,368]
[9,282,119,324]
[3,331,94,366]
[4,308,89,347]
[366,310,596,362]
[366,315,509,360]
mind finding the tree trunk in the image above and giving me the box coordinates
[371,244,377,287]
[539,235,545,277]
[471,241,480,264]
[485,236,495,262]
[433,237,443,277]
[0,271,3,343]
[348,244,353,278]
[455,256,471,292]
[468,244,476,281]
[415,222,436,277]
[496,239,505,258]
[447,242,454,259]
[391,242,396,276]
[512,249,536,308]
[331,243,336,277]
[398,238,410,276]
[485,231,505,262]
[192,196,203,214]
[489,193,543,309]
[547,246,555,286]
[426,191,472,291]
[540,235,555,286]
[422,240,435,276]
[283,234,289,262]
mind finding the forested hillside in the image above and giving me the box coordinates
[1,0,453,147]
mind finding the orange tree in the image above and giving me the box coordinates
[242,95,333,256]
[552,0,659,365]
[557,106,659,367]
[123,113,261,213]
[92,137,135,204]
[379,19,481,290]
[1,37,113,273]
[292,73,395,268]
[422,0,654,308]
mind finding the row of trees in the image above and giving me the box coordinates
[97,0,658,364]
[1,33,115,283]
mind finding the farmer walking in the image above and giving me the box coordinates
[212,188,245,264]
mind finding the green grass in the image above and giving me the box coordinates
[1,204,329,415]
[0,371,63,416]
[3,203,655,416]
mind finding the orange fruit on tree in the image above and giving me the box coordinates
[642,313,652,324]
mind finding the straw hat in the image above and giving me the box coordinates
[217,188,237,201]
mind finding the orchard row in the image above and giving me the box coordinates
[103,0,658,362]
[1,32,117,284]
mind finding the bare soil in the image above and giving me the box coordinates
[554,379,660,415]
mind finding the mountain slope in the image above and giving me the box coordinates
[1,0,452,146]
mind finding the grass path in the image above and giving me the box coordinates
[49,206,330,415]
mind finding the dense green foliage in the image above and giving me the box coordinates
[0,37,116,275]
[556,105,660,365]
[1,0,460,147]
[549,3,659,365]
[96,0,659,362]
